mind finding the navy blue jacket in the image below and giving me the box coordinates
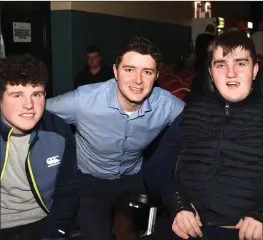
[0,110,78,238]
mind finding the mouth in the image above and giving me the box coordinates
[226,81,240,88]
[20,113,35,119]
[129,86,143,94]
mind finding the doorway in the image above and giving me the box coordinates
[1,2,53,97]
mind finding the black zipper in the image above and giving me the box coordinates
[207,103,230,223]
[225,102,230,116]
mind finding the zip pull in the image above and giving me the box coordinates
[225,103,230,116]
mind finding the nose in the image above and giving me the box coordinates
[23,97,33,110]
[226,65,237,78]
[134,70,143,85]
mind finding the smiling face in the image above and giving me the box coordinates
[0,84,46,134]
[209,46,258,102]
[113,51,158,112]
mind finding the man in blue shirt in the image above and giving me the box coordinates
[46,36,184,240]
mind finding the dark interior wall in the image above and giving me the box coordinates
[1,2,53,97]
[51,10,191,96]
[51,10,73,95]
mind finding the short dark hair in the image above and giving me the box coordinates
[207,31,257,67]
[0,54,48,97]
[115,36,162,70]
[86,46,101,55]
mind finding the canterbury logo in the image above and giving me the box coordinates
[46,156,60,167]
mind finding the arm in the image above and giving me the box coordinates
[42,126,78,239]
[45,90,79,125]
[144,112,183,205]
[144,111,195,220]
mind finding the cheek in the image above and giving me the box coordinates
[1,104,17,122]
[119,72,134,84]
[34,101,45,114]
[1,100,17,113]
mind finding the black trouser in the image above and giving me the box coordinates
[138,215,239,240]
[0,218,46,240]
[77,171,145,240]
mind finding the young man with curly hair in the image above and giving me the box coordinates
[0,55,78,240]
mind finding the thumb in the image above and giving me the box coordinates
[191,203,202,226]
[195,212,202,227]
[235,219,243,229]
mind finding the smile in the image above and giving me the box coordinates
[20,113,35,117]
[129,87,143,93]
[226,81,240,88]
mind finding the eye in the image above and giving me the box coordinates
[144,70,153,75]
[215,64,225,68]
[125,68,134,72]
[13,94,21,98]
[32,93,43,98]
[237,61,247,67]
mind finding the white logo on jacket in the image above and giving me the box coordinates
[46,156,60,167]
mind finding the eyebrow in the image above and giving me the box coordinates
[122,65,155,71]
[8,90,45,96]
[213,58,249,65]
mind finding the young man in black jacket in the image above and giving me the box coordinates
[144,32,263,240]
[0,55,78,240]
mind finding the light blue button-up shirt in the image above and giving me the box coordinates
[46,79,184,179]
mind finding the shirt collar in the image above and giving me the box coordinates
[107,80,152,116]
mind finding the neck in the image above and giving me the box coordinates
[90,65,101,75]
[117,90,141,112]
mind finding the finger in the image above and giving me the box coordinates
[195,212,202,227]
[244,222,255,240]
[180,213,197,238]
[187,214,203,237]
[239,220,249,240]
[236,219,244,229]
[175,218,188,235]
[252,225,261,240]
[172,221,189,239]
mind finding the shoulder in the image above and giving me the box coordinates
[151,87,185,109]
[77,78,116,97]
[40,110,74,141]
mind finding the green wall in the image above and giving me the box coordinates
[51,10,191,96]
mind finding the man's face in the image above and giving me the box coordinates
[86,52,101,69]
[0,84,46,134]
[113,51,158,109]
[209,46,258,102]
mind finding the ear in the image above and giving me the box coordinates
[253,62,259,81]
[155,71,159,80]
[113,64,118,80]
[208,67,213,81]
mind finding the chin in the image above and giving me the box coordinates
[16,123,37,133]
[224,95,247,102]
[129,96,145,104]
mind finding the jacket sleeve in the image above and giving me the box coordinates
[42,126,79,238]
[46,90,79,125]
[144,111,195,220]
[245,190,263,223]
[144,112,183,204]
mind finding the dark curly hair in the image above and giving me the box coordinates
[115,36,162,71]
[0,54,48,97]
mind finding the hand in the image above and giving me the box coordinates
[236,217,262,240]
[172,204,203,239]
